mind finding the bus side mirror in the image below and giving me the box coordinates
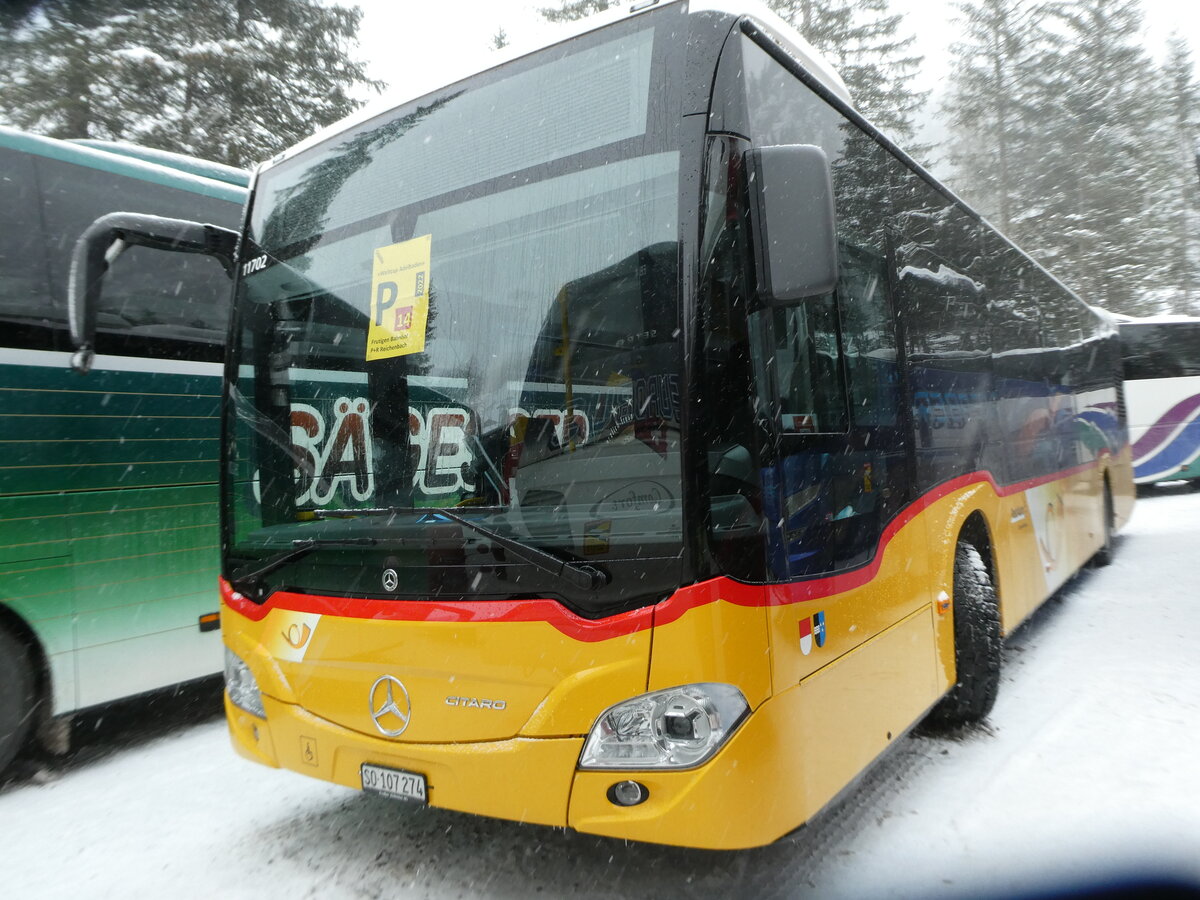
[744,144,838,304]
[68,212,239,373]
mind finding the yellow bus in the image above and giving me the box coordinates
[70,0,1133,850]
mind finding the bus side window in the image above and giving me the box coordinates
[839,246,898,430]
[756,298,847,435]
[0,146,58,351]
[982,235,1056,484]
[891,177,994,490]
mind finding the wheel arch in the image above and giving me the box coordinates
[957,509,997,595]
[924,521,1004,730]
[0,602,52,723]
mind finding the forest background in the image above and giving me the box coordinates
[2,0,1197,318]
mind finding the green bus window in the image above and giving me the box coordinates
[36,156,237,362]
[0,146,57,350]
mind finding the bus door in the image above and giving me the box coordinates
[748,245,908,582]
[731,30,931,719]
[745,229,939,785]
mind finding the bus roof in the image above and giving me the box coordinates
[262,0,851,175]
[0,126,248,204]
[1114,313,1200,325]
[68,139,250,188]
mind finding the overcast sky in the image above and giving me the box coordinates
[352,0,1200,106]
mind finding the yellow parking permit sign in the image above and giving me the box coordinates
[368,234,431,361]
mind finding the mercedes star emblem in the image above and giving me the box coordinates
[369,675,412,737]
[381,567,399,592]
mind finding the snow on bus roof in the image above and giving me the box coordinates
[0,125,247,204]
[259,0,851,175]
[1113,313,1200,325]
[68,139,249,188]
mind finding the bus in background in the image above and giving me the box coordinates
[1119,316,1200,489]
[69,0,1133,849]
[0,128,247,774]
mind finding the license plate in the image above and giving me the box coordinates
[360,763,427,803]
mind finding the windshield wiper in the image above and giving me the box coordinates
[312,507,608,592]
[230,537,380,590]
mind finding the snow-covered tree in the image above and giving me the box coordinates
[539,1,617,24]
[125,1,378,167]
[0,0,378,168]
[942,0,1047,240]
[0,0,140,141]
[1159,34,1200,313]
[938,0,1200,315]
[766,0,928,151]
[1022,0,1176,314]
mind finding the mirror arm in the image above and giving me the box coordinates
[68,212,239,374]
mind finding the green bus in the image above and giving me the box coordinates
[0,128,247,773]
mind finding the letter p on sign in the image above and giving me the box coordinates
[374,281,398,326]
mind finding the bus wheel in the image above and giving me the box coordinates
[1089,483,1114,568]
[926,541,1002,730]
[0,626,37,775]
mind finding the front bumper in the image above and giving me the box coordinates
[227,693,583,828]
[227,683,826,850]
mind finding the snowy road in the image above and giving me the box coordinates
[4,490,1200,899]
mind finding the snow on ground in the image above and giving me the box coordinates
[3,489,1200,899]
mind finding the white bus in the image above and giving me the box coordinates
[1119,316,1200,487]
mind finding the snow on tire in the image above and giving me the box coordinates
[926,540,1002,730]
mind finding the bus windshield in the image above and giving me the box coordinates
[224,15,684,613]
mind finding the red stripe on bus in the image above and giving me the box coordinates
[220,459,1111,641]
[653,460,1107,625]
[220,576,653,641]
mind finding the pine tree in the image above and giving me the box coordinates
[941,0,1046,240]
[0,0,143,141]
[1026,0,1175,314]
[766,0,928,151]
[0,0,378,168]
[1160,34,1200,313]
[539,1,617,23]
[492,26,510,50]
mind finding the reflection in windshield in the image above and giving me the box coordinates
[224,21,683,610]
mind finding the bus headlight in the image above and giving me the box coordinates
[224,647,266,718]
[579,683,749,770]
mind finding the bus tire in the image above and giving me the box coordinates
[926,541,1002,730]
[1089,482,1114,568]
[0,625,37,774]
